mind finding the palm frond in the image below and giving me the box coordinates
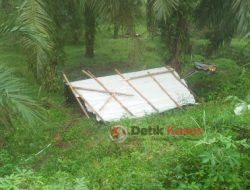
[242,32,250,39]
[76,0,99,14]
[153,0,178,22]
[17,0,54,79]
[0,0,56,83]
[233,0,250,35]
[0,65,44,128]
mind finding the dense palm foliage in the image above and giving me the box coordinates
[1,0,249,76]
[19,0,56,82]
[196,0,237,54]
[0,0,58,90]
[196,0,250,54]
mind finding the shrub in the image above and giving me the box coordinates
[162,134,249,189]
[188,58,250,100]
[0,169,89,190]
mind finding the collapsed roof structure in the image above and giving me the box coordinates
[63,67,196,122]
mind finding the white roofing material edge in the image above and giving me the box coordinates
[70,67,195,122]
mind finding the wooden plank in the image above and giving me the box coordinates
[128,69,174,80]
[72,86,133,97]
[82,70,134,116]
[147,72,182,109]
[114,68,159,112]
[63,73,90,118]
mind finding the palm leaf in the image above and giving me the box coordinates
[0,0,56,82]
[233,0,250,35]
[0,65,44,128]
[153,0,178,22]
[18,0,54,79]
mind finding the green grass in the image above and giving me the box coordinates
[0,29,250,189]
[1,100,249,189]
[231,38,250,55]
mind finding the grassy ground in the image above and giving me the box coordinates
[0,29,250,189]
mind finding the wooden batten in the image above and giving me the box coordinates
[128,69,174,81]
[82,70,134,116]
[148,72,182,109]
[72,86,133,97]
[114,68,159,112]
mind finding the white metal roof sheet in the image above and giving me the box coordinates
[69,67,195,122]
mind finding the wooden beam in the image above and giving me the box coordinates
[72,86,133,97]
[128,69,174,81]
[147,72,182,109]
[114,68,159,112]
[63,73,90,118]
[82,70,134,116]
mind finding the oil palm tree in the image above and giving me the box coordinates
[146,0,155,35]
[195,0,250,54]
[75,0,100,58]
[102,0,143,38]
[76,0,143,57]
[195,0,237,55]
[168,1,195,73]
[84,1,97,57]
[152,0,196,73]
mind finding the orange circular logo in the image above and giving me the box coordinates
[109,125,128,143]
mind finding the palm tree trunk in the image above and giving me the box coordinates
[113,22,119,39]
[84,4,95,58]
[168,15,190,74]
[73,30,79,44]
[169,37,182,73]
[146,0,154,34]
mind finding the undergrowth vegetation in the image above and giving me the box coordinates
[0,100,249,189]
